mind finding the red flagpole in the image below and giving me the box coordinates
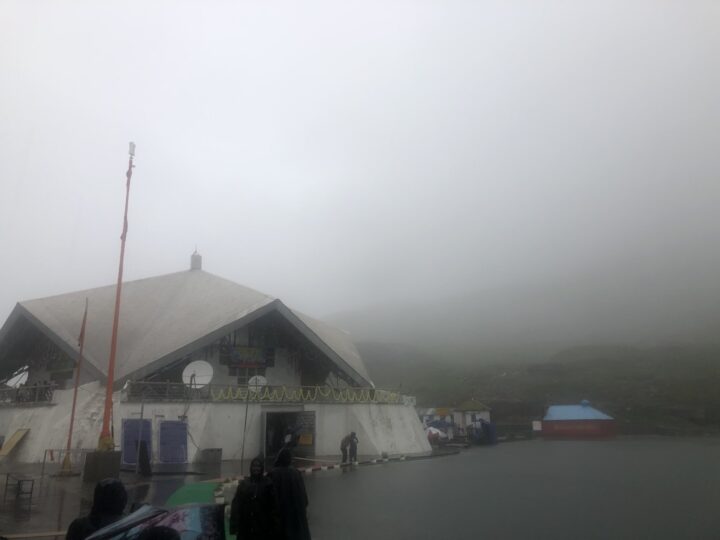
[98,142,135,451]
[62,298,88,471]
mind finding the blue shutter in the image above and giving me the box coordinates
[159,421,188,463]
[121,419,152,465]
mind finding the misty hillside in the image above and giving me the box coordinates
[332,269,720,434]
[330,271,720,354]
[358,342,720,435]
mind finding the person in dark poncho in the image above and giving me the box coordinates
[348,432,358,463]
[230,456,280,540]
[137,526,181,540]
[66,478,128,540]
[340,432,359,464]
[270,449,311,540]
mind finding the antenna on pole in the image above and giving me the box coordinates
[98,142,136,451]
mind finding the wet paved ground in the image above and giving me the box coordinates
[3,438,720,538]
[0,465,215,536]
[304,438,720,540]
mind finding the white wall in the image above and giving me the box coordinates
[120,400,267,463]
[309,403,431,457]
[0,382,106,466]
[0,385,430,463]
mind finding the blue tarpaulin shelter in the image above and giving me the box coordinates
[543,400,613,421]
[542,400,615,438]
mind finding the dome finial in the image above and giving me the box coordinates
[190,250,202,270]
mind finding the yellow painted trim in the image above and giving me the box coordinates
[0,428,30,458]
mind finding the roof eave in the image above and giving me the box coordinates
[10,304,106,384]
[275,302,372,387]
[115,298,280,389]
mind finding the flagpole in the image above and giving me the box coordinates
[98,142,135,451]
[239,382,252,476]
[61,298,88,473]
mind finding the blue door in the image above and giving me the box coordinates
[159,421,188,463]
[122,419,152,465]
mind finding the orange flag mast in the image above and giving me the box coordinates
[61,297,88,473]
[98,142,135,451]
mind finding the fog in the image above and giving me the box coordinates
[2,1,719,349]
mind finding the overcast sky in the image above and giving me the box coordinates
[1,0,719,326]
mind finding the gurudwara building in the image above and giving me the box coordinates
[0,254,429,465]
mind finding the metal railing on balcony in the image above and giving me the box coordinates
[123,380,416,406]
[0,384,55,406]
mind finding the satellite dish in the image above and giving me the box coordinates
[6,369,28,388]
[248,375,267,388]
[182,360,213,388]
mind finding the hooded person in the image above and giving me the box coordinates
[136,527,181,540]
[269,449,311,540]
[340,432,359,464]
[340,434,350,464]
[66,478,128,540]
[230,456,280,540]
[348,432,359,463]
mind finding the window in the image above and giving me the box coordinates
[231,367,266,385]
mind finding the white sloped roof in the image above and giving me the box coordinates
[286,308,372,387]
[2,270,372,387]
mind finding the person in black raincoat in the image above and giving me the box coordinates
[269,449,311,540]
[348,432,359,463]
[340,432,359,464]
[230,456,280,540]
[137,527,181,540]
[66,478,128,540]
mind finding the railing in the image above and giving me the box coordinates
[0,385,55,406]
[40,448,89,477]
[123,381,416,406]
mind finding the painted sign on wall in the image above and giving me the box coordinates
[219,345,275,368]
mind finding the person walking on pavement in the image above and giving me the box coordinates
[348,432,359,463]
[340,432,358,464]
[66,478,128,540]
[270,448,311,540]
[340,433,350,464]
[230,456,280,540]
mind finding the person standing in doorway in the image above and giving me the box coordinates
[282,422,300,450]
[270,449,311,540]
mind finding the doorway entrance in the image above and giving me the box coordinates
[265,411,316,460]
